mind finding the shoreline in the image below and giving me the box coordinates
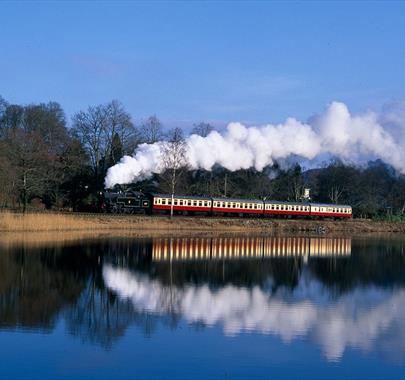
[1,212,405,234]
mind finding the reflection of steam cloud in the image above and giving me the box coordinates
[152,237,351,262]
[103,265,405,362]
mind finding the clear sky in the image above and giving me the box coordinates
[1,1,405,127]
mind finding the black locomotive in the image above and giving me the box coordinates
[103,186,151,214]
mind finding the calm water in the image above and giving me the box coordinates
[1,234,405,379]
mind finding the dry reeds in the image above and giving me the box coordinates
[0,212,107,232]
[0,211,220,233]
[1,211,405,236]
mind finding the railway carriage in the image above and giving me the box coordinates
[309,203,352,218]
[151,193,212,214]
[212,197,263,215]
[264,201,311,218]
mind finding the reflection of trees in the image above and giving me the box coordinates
[0,237,178,347]
[309,237,405,294]
[0,245,90,330]
[139,257,303,291]
[64,279,135,347]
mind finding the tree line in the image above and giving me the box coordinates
[0,95,404,218]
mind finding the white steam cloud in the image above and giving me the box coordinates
[105,101,405,188]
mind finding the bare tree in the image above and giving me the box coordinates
[72,105,108,186]
[104,100,137,162]
[329,186,344,204]
[140,115,163,144]
[191,122,214,137]
[160,128,187,218]
[288,165,305,201]
[73,101,139,176]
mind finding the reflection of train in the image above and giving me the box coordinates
[152,236,352,261]
[104,189,352,219]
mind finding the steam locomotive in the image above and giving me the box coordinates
[103,187,352,219]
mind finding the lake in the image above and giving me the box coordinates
[0,233,405,379]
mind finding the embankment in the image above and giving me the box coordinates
[0,212,404,234]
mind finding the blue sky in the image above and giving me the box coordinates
[1,1,404,127]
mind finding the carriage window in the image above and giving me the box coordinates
[162,199,166,205]
[174,200,178,206]
[179,200,183,206]
[168,199,172,205]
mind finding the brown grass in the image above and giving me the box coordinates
[0,212,106,232]
[1,211,405,235]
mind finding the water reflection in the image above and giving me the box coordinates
[0,234,405,363]
[152,236,351,261]
[105,266,405,361]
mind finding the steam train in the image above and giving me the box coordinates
[103,188,352,219]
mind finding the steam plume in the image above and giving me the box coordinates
[105,101,405,188]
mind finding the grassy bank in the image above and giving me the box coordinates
[1,211,405,234]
